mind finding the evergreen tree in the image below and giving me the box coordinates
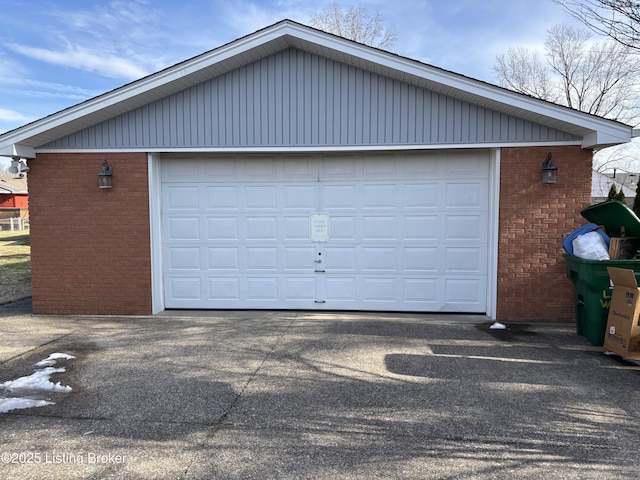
[633,184,640,216]
[607,184,618,201]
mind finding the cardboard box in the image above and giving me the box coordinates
[604,267,640,359]
[609,237,640,259]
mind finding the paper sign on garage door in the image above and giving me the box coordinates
[310,213,329,242]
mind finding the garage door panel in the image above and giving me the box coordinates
[246,277,279,300]
[283,156,316,179]
[444,152,490,177]
[243,158,277,179]
[245,186,278,209]
[208,247,239,270]
[285,247,316,270]
[363,278,396,302]
[245,217,278,240]
[166,277,202,301]
[321,156,358,178]
[445,215,486,241]
[324,277,357,301]
[404,278,438,303]
[246,247,278,271]
[207,217,238,240]
[361,247,396,271]
[405,183,439,208]
[363,216,397,240]
[404,215,438,240]
[208,277,240,300]
[445,247,487,273]
[324,247,356,271]
[323,186,357,210]
[168,217,200,240]
[362,184,396,209]
[284,216,310,239]
[161,151,489,313]
[329,216,356,240]
[445,182,487,209]
[403,247,438,272]
[206,186,238,210]
[164,186,199,210]
[169,247,201,270]
[283,185,316,209]
[445,278,484,305]
[204,158,237,179]
[363,157,396,176]
[284,277,316,301]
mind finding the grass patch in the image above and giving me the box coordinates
[0,230,31,304]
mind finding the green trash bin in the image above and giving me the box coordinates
[564,200,640,346]
[563,254,640,345]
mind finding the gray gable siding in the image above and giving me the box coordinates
[41,48,580,149]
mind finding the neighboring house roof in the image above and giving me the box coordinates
[603,171,639,188]
[0,19,634,159]
[0,175,28,195]
[592,170,635,199]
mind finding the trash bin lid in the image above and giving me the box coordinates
[581,200,640,237]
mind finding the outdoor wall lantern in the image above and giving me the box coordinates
[542,153,558,184]
[8,158,29,174]
[99,160,113,189]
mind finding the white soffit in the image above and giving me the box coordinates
[0,19,632,155]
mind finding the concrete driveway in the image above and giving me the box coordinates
[1,301,640,479]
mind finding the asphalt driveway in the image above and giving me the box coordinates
[1,301,640,479]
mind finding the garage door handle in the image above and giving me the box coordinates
[315,269,325,273]
[315,300,326,304]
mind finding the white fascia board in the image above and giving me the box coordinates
[582,129,633,149]
[0,144,36,159]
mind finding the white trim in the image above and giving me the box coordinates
[154,147,496,314]
[486,148,501,320]
[32,140,584,156]
[148,153,164,314]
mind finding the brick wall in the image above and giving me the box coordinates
[28,146,591,319]
[28,153,152,315]
[497,145,592,322]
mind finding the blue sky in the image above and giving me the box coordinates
[0,0,581,137]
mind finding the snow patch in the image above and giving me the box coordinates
[2,367,72,393]
[0,352,75,413]
[490,322,507,330]
[0,398,53,413]
[35,353,76,367]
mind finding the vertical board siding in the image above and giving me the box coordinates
[42,48,580,149]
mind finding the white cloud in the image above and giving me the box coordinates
[8,43,148,80]
[0,108,31,123]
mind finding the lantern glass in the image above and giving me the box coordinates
[542,168,558,184]
[542,153,558,184]
[99,161,113,188]
[99,174,112,188]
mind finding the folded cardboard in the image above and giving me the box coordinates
[604,267,640,359]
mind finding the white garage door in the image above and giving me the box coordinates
[161,151,489,312]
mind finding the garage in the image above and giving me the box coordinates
[1,20,630,319]
[160,149,490,312]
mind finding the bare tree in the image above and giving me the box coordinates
[493,24,640,125]
[494,47,557,102]
[308,2,397,49]
[555,0,640,50]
